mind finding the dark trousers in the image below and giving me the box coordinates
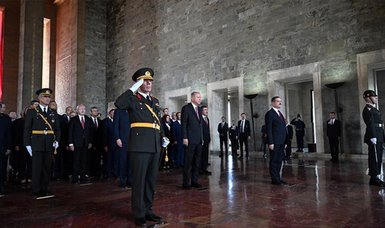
[219,136,228,156]
[52,147,63,179]
[32,150,52,193]
[296,134,304,151]
[367,142,383,178]
[118,145,131,185]
[183,144,202,186]
[201,142,209,171]
[63,149,73,179]
[130,151,160,218]
[0,153,6,193]
[19,148,32,180]
[269,144,285,183]
[230,138,238,156]
[239,133,249,157]
[285,140,292,158]
[89,147,102,178]
[73,146,88,181]
[329,137,339,160]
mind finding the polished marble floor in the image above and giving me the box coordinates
[1,152,385,227]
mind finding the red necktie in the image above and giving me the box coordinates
[94,118,98,128]
[195,106,199,118]
[278,110,285,123]
[81,117,85,129]
[204,116,209,125]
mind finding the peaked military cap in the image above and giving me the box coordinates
[36,88,53,97]
[363,90,377,98]
[132,67,154,82]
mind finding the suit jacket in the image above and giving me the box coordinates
[23,106,61,151]
[0,113,12,153]
[237,119,251,137]
[113,109,131,146]
[362,104,385,143]
[326,119,341,138]
[68,115,93,147]
[265,108,287,145]
[172,120,182,144]
[115,90,163,153]
[202,116,211,143]
[103,117,117,151]
[217,122,229,138]
[91,116,104,148]
[181,103,203,145]
[229,125,239,141]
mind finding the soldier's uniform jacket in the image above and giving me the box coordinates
[363,104,385,144]
[115,90,163,153]
[23,106,61,151]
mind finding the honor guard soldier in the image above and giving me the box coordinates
[362,90,385,187]
[115,68,168,226]
[24,88,61,199]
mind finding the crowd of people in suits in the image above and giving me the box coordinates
[0,97,133,198]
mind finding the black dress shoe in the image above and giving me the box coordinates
[145,213,162,222]
[134,217,146,226]
[271,181,282,185]
[191,182,202,188]
[280,180,288,185]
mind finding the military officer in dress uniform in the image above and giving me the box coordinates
[362,90,385,187]
[24,88,61,198]
[115,68,167,226]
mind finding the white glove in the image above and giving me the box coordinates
[370,138,377,145]
[26,146,32,156]
[5,149,11,156]
[162,137,170,148]
[129,79,144,93]
[53,141,59,149]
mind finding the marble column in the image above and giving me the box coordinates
[17,0,45,113]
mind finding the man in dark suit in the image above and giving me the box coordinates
[61,106,73,180]
[285,123,294,161]
[172,112,184,168]
[23,88,61,198]
[238,113,251,159]
[362,90,385,187]
[89,106,104,179]
[113,108,131,188]
[68,104,93,184]
[201,105,211,175]
[103,109,118,178]
[182,91,203,189]
[115,67,165,226]
[229,121,239,157]
[217,116,229,157]
[265,96,288,185]
[0,103,12,196]
[326,111,341,162]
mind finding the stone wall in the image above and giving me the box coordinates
[106,0,385,153]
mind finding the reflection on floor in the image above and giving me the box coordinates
[1,152,385,227]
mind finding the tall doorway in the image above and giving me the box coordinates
[286,81,316,152]
[267,62,324,153]
[207,77,244,151]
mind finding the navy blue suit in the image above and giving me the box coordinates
[113,109,131,186]
[265,108,287,184]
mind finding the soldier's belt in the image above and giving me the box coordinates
[131,122,160,130]
[376,123,384,127]
[32,130,54,135]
